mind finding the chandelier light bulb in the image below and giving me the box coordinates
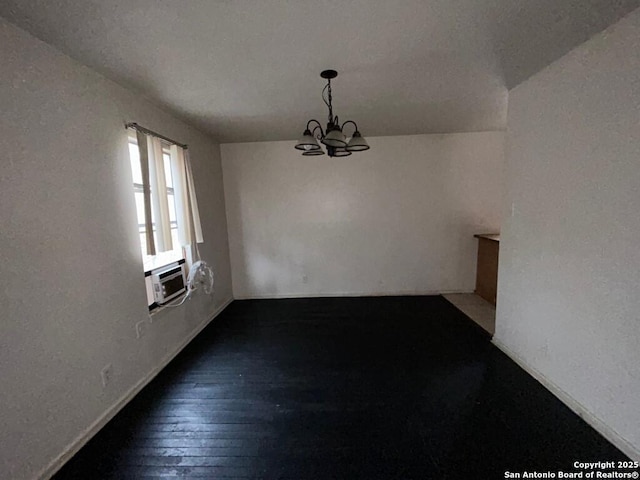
[346,131,370,152]
[295,129,321,151]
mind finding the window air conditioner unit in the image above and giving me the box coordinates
[151,263,186,304]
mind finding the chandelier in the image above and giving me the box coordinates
[295,70,370,157]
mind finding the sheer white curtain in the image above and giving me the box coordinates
[135,130,156,255]
[147,136,173,252]
[170,145,203,247]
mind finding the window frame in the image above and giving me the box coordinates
[127,133,187,309]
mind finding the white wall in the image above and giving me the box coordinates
[495,8,640,457]
[0,19,233,480]
[222,133,504,299]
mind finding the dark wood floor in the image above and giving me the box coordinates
[54,296,626,479]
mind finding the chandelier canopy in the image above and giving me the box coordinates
[295,70,370,157]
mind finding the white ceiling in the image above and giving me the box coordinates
[1,0,638,143]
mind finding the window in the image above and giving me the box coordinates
[126,127,204,309]
[128,138,181,260]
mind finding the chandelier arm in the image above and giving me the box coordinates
[341,120,359,135]
[306,119,323,132]
[311,125,324,140]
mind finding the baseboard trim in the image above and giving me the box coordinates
[492,337,640,461]
[38,296,234,480]
[233,290,470,300]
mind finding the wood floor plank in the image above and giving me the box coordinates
[53,296,628,479]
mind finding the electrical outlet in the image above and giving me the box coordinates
[101,364,113,388]
[136,320,146,339]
